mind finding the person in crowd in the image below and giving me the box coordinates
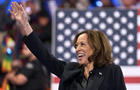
[100,0,115,7]
[0,61,7,90]
[6,44,48,90]
[9,2,126,90]
[59,0,78,8]
[120,0,140,9]
[37,10,52,52]
[60,0,90,10]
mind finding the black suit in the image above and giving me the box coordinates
[23,32,126,90]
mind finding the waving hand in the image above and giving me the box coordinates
[9,2,33,36]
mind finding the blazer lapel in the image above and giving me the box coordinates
[87,68,104,90]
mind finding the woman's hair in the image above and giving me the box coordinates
[73,30,113,67]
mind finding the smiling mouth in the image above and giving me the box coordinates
[77,53,85,60]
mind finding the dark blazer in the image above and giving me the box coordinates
[23,32,126,90]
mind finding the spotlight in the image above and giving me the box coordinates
[6,48,12,55]
[96,1,103,7]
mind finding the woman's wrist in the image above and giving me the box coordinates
[20,22,33,36]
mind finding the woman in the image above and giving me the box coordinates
[9,2,126,90]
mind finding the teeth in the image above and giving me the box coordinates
[78,53,84,57]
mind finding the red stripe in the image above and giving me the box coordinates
[138,9,140,15]
[53,77,140,83]
[137,60,140,66]
[138,43,140,49]
[138,26,140,32]
[52,77,60,83]
[125,77,140,83]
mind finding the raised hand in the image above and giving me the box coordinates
[9,2,33,36]
[9,2,28,25]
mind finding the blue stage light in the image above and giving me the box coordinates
[96,1,103,7]
[6,48,12,55]
[112,0,120,7]
[0,0,5,5]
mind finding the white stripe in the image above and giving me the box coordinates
[126,84,140,90]
[51,74,59,90]
[138,49,140,60]
[138,32,140,43]
[137,16,140,26]
[121,66,140,76]
[51,84,59,90]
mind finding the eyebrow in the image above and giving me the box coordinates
[76,41,88,44]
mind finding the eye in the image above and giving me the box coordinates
[80,42,86,46]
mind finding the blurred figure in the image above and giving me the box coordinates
[100,0,115,7]
[59,0,91,10]
[0,0,13,54]
[6,44,48,90]
[25,0,40,15]
[25,0,52,46]
[60,0,90,9]
[76,0,90,10]
[0,34,15,90]
[120,0,140,9]
[37,10,52,52]
[0,0,10,32]
[0,70,7,90]
[12,59,22,71]
[59,0,78,8]
[0,0,10,56]
[0,59,7,90]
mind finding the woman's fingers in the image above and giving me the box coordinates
[9,9,13,15]
[10,3,18,19]
[11,2,17,15]
[9,9,15,17]
[11,2,21,14]
[11,3,15,13]
[19,4,23,11]
[10,2,28,23]
[19,4,24,12]
[12,2,18,13]
[15,2,21,12]
[20,4,26,15]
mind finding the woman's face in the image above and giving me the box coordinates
[75,33,93,65]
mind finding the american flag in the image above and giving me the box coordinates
[51,9,140,90]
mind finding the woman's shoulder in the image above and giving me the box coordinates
[103,63,122,71]
[95,63,123,77]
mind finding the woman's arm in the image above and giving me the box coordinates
[9,2,66,78]
[23,32,66,77]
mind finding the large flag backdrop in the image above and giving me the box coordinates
[52,9,140,90]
